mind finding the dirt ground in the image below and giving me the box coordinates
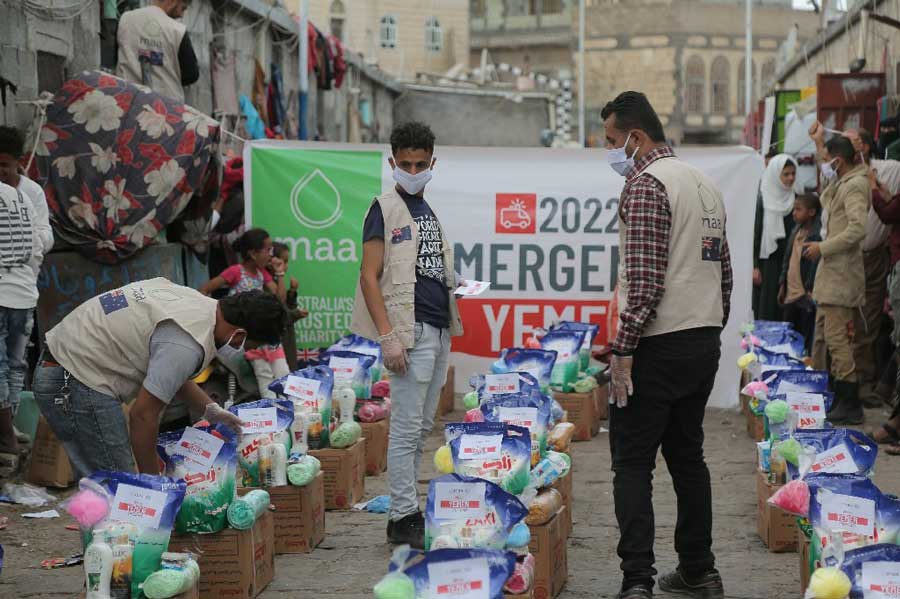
[3,403,899,599]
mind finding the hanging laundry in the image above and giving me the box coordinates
[267,63,288,137]
[212,49,240,116]
[328,35,347,89]
[314,26,333,90]
[253,60,269,126]
[239,95,266,139]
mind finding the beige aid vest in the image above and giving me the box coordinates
[46,278,218,401]
[617,157,726,338]
[116,5,186,102]
[350,188,463,349]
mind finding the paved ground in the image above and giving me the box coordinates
[3,403,900,599]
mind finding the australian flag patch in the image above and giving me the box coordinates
[701,236,721,261]
[99,290,129,315]
[391,225,412,244]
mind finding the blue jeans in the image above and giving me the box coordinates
[387,322,451,520]
[0,307,33,412]
[33,363,134,477]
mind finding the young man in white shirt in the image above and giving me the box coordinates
[0,127,53,476]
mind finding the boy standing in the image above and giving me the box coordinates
[351,122,464,548]
[778,193,822,353]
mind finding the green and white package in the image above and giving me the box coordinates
[228,399,294,487]
[157,423,238,534]
[540,330,586,392]
[319,350,378,400]
[552,321,599,372]
[270,365,335,449]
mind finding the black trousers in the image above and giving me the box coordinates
[610,327,721,590]
[782,298,816,355]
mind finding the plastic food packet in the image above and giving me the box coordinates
[504,553,536,595]
[376,546,518,599]
[425,474,528,551]
[539,330,586,392]
[755,327,806,359]
[806,566,853,599]
[807,474,900,565]
[471,372,543,404]
[142,552,199,599]
[481,393,553,466]
[318,350,378,400]
[753,320,795,334]
[495,348,558,393]
[769,392,835,431]
[836,544,900,598]
[756,347,806,369]
[227,489,270,530]
[528,451,570,490]
[84,471,187,599]
[270,364,334,450]
[156,423,238,534]
[766,370,830,396]
[228,399,293,486]
[444,422,532,495]
[783,429,877,481]
[768,443,816,516]
[552,321,600,372]
[547,422,576,453]
[525,488,562,526]
[505,521,530,550]
[327,333,384,383]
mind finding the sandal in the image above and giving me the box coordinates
[886,443,900,456]
[871,423,900,445]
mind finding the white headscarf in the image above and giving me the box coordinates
[759,154,798,260]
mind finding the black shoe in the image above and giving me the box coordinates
[658,569,724,599]
[827,380,864,425]
[387,512,425,549]
[617,584,653,599]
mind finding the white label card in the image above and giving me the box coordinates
[427,556,490,599]
[110,484,167,529]
[434,481,487,520]
[863,561,900,598]
[458,434,503,460]
[283,375,321,400]
[238,407,279,434]
[453,280,491,297]
[483,374,519,396]
[497,406,538,429]
[329,357,358,384]
[820,492,876,536]
[810,443,859,474]
[785,392,826,428]
[171,427,224,473]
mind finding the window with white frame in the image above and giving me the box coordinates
[380,15,397,49]
[425,17,442,52]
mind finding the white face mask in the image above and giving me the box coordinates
[216,330,245,363]
[821,158,838,181]
[393,166,433,195]
[607,133,639,177]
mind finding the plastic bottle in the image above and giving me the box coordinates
[529,451,569,489]
[258,436,274,487]
[270,443,287,486]
[290,412,309,456]
[84,540,113,599]
[109,533,133,599]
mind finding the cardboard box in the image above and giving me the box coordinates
[799,528,812,595]
[309,439,366,510]
[438,365,455,415]
[169,510,275,599]
[27,417,75,488]
[528,506,567,599]
[237,473,325,554]
[740,393,751,419]
[594,384,609,421]
[745,403,764,442]
[361,418,389,476]
[554,391,599,441]
[550,468,572,539]
[756,470,797,553]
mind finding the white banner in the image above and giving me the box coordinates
[246,142,762,408]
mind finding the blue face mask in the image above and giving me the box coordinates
[607,133,639,177]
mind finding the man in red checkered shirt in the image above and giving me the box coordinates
[602,92,732,599]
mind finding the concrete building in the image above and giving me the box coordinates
[301,0,470,80]
[774,0,898,94]
[469,0,820,145]
[583,0,821,145]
